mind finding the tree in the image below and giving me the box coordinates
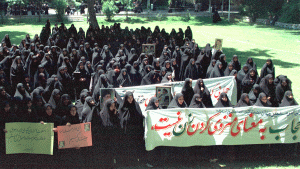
[102,0,118,21]
[52,0,67,22]
[87,0,99,28]
[239,0,270,22]
[119,0,134,20]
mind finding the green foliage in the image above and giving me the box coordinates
[239,0,285,22]
[102,0,118,21]
[181,10,191,22]
[279,0,300,24]
[239,0,270,22]
[52,0,68,22]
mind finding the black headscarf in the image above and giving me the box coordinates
[193,78,213,107]
[209,60,224,78]
[260,59,275,79]
[206,59,216,78]
[118,92,143,129]
[248,84,261,105]
[214,92,232,108]
[146,97,162,111]
[14,83,31,100]
[259,74,276,101]
[98,99,120,127]
[48,89,61,109]
[230,55,241,72]
[241,68,261,94]
[184,58,198,80]
[275,77,291,104]
[167,93,187,109]
[63,104,80,125]
[279,91,298,107]
[81,96,96,123]
[117,68,132,87]
[254,93,272,107]
[181,78,194,106]
[245,57,257,72]
[235,93,252,107]
[141,70,157,85]
[189,94,206,108]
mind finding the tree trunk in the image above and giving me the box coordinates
[87,0,99,28]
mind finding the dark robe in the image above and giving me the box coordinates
[254,93,272,107]
[235,93,253,107]
[145,97,162,111]
[214,92,233,108]
[189,94,206,108]
[279,91,298,107]
[167,93,187,109]
[260,59,275,79]
[181,78,194,106]
[259,74,277,107]
[193,79,213,108]
[248,84,261,105]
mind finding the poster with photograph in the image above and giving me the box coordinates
[156,86,172,109]
[142,44,155,55]
[100,89,115,109]
[214,38,223,50]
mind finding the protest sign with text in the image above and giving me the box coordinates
[57,122,92,149]
[5,122,54,155]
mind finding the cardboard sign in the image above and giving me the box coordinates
[5,122,54,155]
[57,122,92,149]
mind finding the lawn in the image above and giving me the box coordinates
[0,16,299,106]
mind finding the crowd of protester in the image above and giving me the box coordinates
[0,20,298,165]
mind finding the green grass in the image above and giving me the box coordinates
[1,16,300,104]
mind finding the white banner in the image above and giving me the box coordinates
[144,106,300,151]
[115,76,237,114]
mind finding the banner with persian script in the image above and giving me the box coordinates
[115,76,237,114]
[145,106,300,151]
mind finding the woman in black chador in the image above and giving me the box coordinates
[245,57,257,72]
[40,104,62,127]
[279,91,298,107]
[214,92,232,108]
[248,84,261,105]
[189,94,206,108]
[193,79,213,108]
[56,94,72,118]
[10,56,25,88]
[118,92,144,161]
[168,93,187,109]
[117,69,132,87]
[62,104,80,125]
[275,77,291,104]
[81,96,96,123]
[184,58,199,80]
[48,89,61,109]
[181,78,194,106]
[14,83,31,101]
[254,93,272,107]
[241,68,261,94]
[260,59,275,79]
[146,97,162,111]
[230,55,241,72]
[1,34,11,48]
[141,70,158,85]
[259,74,277,107]
[235,93,253,107]
[210,60,224,78]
